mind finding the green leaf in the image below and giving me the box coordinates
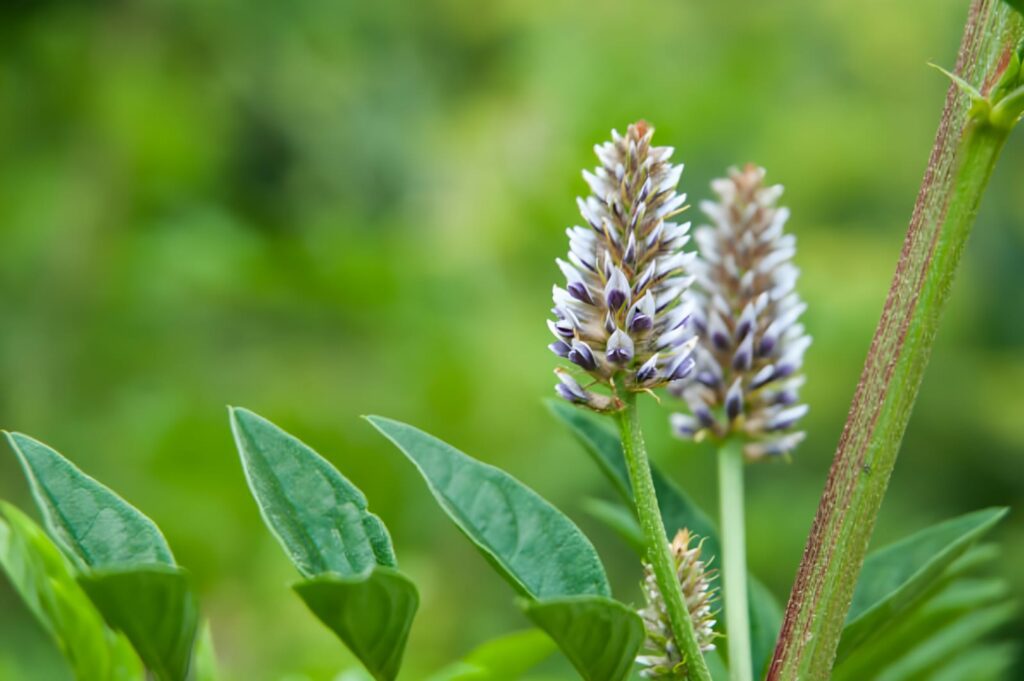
[6,433,201,680]
[582,498,645,554]
[293,566,418,681]
[748,577,783,679]
[838,507,1008,659]
[521,596,645,681]
[1003,0,1024,17]
[929,642,1018,681]
[874,602,1015,681]
[79,565,199,681]
[426,629,556,681]
[366,415,610,599]
[0,503,144,681]
[191,622,221,681]
[6,432,174,568]
[229,407,396,577]
[832,578,1010,681]
[547,401,781,676]
[230,409,417,681]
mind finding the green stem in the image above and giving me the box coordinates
[768,2,1023,679]
[718,440,751,681]
[617,392,712,681]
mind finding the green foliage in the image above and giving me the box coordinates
[6,432,174,568]
[0,503,144,681]
[425,628,556,681]
[547,401,717,544]
[834,577,1016,681]
[293,568,418,681]
[831,510,1015,680]
[192,623,221,681]
[5,433,198,681]
[366,415,609,599]
[367,415,643,681]
[838,507,1008,658]
[582,498,644,554]
[747,578,783,680]
[230,408,416,681]
[547,401,781,677]
[230,407,397,577]
[79,566,199,681]
[2,1,1023,675]
[521,597,646,681]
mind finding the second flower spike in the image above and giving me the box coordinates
[549,121,698,411]
[671,165,810,459]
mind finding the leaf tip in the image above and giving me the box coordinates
[228,406,268,439]
[363,415,398,436]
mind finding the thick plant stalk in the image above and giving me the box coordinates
[618,392,713,681]
[717,440,751,681]
[768,2,1024,680]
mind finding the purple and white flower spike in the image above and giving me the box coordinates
[549,121,698,412]
[670,165,810,460]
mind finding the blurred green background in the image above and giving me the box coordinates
[2,0,1022,678]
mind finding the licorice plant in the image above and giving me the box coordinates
[2,2,1024,680]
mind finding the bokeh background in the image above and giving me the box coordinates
[2,0,1023,678]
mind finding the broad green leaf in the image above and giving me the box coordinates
[1004,0,1024,17]
[838,507,1007,659]
[230,409,417,681]
[0,503,144,681]
[6,432,200,680]
[521,596,645,681]
[582,498,644,554]
[6,432,174,567]
[230,407,396,577]
[426,629,556,681]
[79,565,199,681]
[366,415,610,599]
[293,566,418,681]
[547,401,781,676]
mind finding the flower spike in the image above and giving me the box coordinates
[549,122,698,410]
[670,165,810,460]
[637,529,718,679]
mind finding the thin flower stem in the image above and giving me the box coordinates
[617,391,713,681]
[718,439,752,681]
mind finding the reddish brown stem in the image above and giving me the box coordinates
[767,2,1023,679]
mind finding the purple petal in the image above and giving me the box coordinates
[725,379,743,421]
[606,329,635,365]
[549,341,571,358]
[567,281,593,304]
[568,340,597,370]
[636,354,660,383]
[732,334,753,371]
[671,413,699,439]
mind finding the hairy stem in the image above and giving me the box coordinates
[768,2,1024,680]
[718,439,752,681]
[617,392,712,681]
